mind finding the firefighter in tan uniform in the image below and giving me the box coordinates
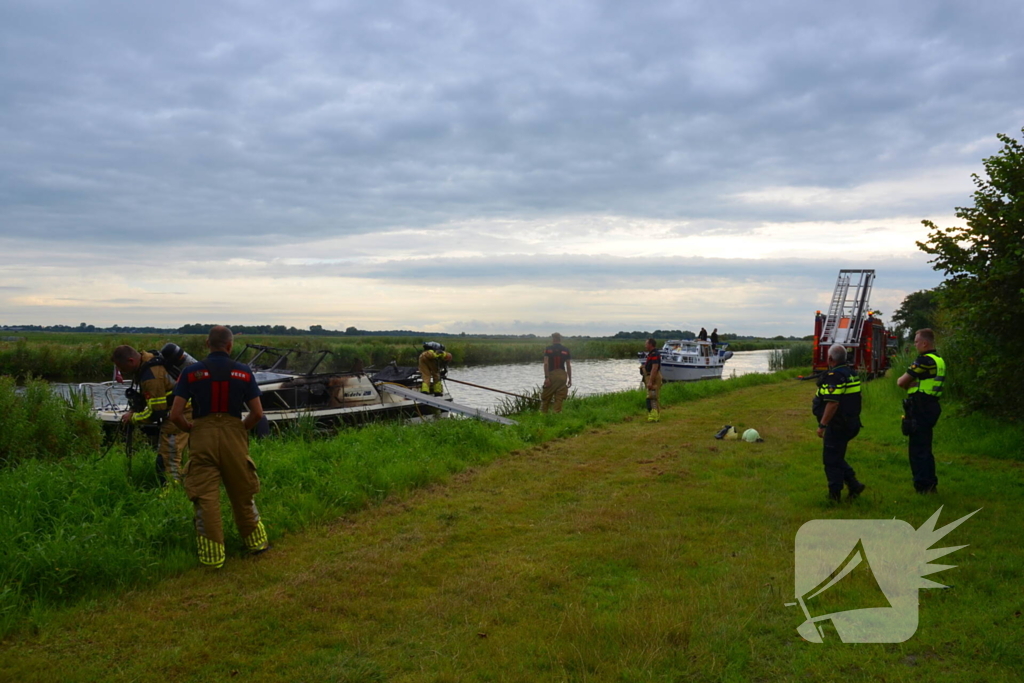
[112,345,191,485]
[642,337,663,422]
[418,342,451,396]
[170,326,269,569]
[541,332,572,413]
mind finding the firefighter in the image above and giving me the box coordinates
[813,344,867,502]
[896,328,944,493]
[112,345,190,485]
[642,338,663,422]
[540,332,572,414]
[169,326,269,569]
[418,342,451,396]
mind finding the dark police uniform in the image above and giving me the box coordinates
[814,363,864,499]
[905,350,945,492]
[541,343,572,413]
[173,351,268,568]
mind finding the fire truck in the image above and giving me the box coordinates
[812,269,896,378]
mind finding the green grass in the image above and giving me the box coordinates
[767,342,814,371]
[0,370,794,636]
[0,369,1021,681]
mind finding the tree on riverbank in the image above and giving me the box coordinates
[918,127,1024,417]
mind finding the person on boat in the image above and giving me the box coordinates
[710,328,719,349]
[418,342,451,396]
[813,343,866,502]
[642,338,663,423]
[112,345,191,486]
[697,327,708,341]
[896,328,945,494]
[169,326,270,569]
[541,332,572,414]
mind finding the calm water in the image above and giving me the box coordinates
[54,350,774,414]
[445,350,774,412]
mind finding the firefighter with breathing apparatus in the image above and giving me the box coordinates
[418,342,452,396]
[112,343,197,485]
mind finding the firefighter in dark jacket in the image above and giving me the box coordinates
[541,332,572,413]
[642,338,663,423]
[112,345,191,485]
[169,326,269,569]
[897,328,945,493]
[813,343,867,502]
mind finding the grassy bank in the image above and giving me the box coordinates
[0,370,1021,681]
[0,370,794,636]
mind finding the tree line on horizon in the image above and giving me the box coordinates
[0,322,808,341]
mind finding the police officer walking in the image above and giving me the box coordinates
[813,344,867,502]
[169,326,270,569]
[112,345,191,485]
[897,328,945,493]
[541,332,572,414]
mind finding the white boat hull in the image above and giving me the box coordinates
[639,339,733,383]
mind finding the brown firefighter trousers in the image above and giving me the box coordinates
[184,414,266,560]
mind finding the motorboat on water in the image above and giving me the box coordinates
[638,339,734,382]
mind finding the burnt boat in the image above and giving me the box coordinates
[89,344,451,432]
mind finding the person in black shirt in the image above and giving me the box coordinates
[813,344,866,502]
[170,326,269,569]
[541,333,572,413]
[697,327,708,341]
[710,328,719,349]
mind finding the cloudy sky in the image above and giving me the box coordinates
[1,0,1022,336]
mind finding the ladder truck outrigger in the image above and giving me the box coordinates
[812,269,897,379]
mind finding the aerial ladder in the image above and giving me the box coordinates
[813,270,893,377]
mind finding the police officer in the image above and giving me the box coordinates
[642,337,663,423]
[541,332,572,414]
[418,342,451,396]
[112,345,191,485]
[813,344,867,502]
[897,328,945,493]
[169,326,269,569]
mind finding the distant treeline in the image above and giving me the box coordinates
[4,323,811,342]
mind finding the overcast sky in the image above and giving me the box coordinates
[2,0,1022,335]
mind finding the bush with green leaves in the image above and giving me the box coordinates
[918,127,1024,417]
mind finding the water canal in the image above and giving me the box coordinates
[54,349,775,416]
[444,349,774,412]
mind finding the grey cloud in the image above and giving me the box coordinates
[2,0,1022,249]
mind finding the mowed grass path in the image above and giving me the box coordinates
[1,380,1021,682]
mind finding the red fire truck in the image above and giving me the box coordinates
[812,270,897,378]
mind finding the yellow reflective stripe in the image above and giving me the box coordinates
[197,535,225,568]
[244,522,269,551]
[132,406,153,423]
[910,353,945,397]
[147,396,168,410]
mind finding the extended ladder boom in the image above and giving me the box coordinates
[821,269,875,346]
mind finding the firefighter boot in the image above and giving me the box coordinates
[647,409,660,423]
[197,535,226,569]
[245,521,270,555]
[420,381,431,394]
[431,381,444,397]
